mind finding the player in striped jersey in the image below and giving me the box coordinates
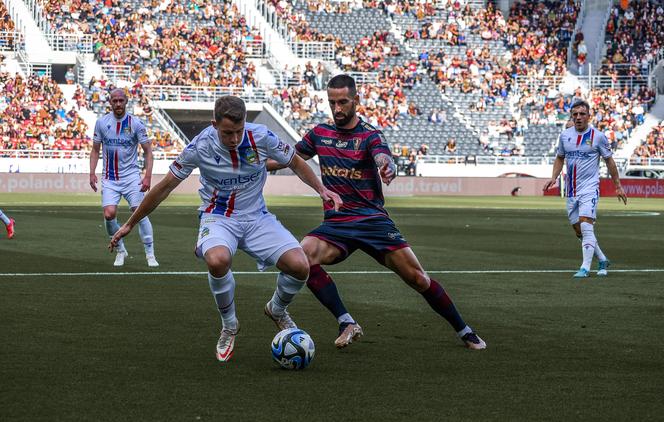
[109,96,341,362]
[269,74,486,350]
[90,89,158,267]
[544,100,627,277]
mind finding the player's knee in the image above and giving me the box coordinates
[103,209,117,220]
[403,269,429,291]
[205,252,231,277]
[278,248,310,280]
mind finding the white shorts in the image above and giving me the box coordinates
[566,190,599,224]
[195,212,301,271]
[101,178,144,209]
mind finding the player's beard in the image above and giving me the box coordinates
[333,106,355,128]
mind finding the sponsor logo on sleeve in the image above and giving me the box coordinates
[172,160,183,170]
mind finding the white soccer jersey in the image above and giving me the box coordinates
[556,125,612,197]
[93,113,150,183]
[169,122,295,217]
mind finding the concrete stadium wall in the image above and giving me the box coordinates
[0,173,547,196]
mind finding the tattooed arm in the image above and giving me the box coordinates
[374,152,396,185]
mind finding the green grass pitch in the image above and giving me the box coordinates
[1,194,663,421]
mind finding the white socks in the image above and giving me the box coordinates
[105,218,126,251]
[580,222,597,270]
[337,313,355,325]
[208,272,237,330]
[137,217,155,256]
[270,272,306,316]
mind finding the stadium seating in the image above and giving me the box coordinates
[603,0,664,76]
[0,73,91,153]
[631,121,664,161]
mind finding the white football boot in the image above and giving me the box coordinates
[113,250,129,267]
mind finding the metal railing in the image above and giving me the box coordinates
[16,49,52,78]
[415,155,557,165]
[242,39,267,58]
[288,41,335,61]
[629,157,664,166]
[344,71,379,85]
[0,149,180,160]
[0,31,23,51]
[20,0,93,52]
[100,64,133,83]
[514,74,650,92]
[142,85,270,103]
[150,102,190,147]
[43,33,93,53]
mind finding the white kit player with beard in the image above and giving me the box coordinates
[90,88,159,267]
[109,96,342,362]
[544,100,627,278]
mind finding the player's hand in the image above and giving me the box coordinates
[320,188,343,212]
[380,162,396,185]
[109,224,132,252]
[89,174,98,192]
[140,176,151,192]
[542,178,557,191]
[615,185,627,205]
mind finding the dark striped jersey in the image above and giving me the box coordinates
[296,119,392,222]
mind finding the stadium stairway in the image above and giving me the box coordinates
[570,0,613,75]
[58,84,97,138]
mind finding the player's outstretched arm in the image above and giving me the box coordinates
[288,154,342,211]
[140,142,154,192]
[543,155,565,191]
[374,153,396,185]
[109,172,182,251]
[267,151,312,172]
[89,143,101,192]
[604,156,627,205]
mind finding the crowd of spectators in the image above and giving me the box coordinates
[391,142,429,176]
[631,122,664,162]
[515,83,655,151]
[1,2,16,32]
[270,61,421,136]
[40,0,262,87]
[0,73,91,152]
[603,0,664,76]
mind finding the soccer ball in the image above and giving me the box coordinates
[271,328,315,370]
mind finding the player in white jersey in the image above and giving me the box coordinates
[109,96,342,362]
[544,100,627,278]
[89,88,159,267]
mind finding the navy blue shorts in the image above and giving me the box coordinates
[307,216,410,265]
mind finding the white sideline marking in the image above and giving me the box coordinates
[0,269,663,277]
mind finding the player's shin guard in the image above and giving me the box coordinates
[137,217,155,255]
[208,271,237,330]
[421,279,467,333]
[577,231,606,261]
[580,222,597,270]
[105,218,125,251]
[270,272,306,315]
[307,264,349,320]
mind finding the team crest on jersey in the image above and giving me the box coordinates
[106,125,111,130]
[214,154,221,164]
[352,138,362,150]
[245,149,259,164]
